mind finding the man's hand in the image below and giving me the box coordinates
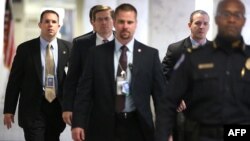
[168,134,173,141]
[177,100,186,112]
[72,127,85,141]
[62,111,72,125]
[4,113,14,129]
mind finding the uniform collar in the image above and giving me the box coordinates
[213,35,246,54]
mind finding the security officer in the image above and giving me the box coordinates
[159,0,250,141]
[162,10,211,141]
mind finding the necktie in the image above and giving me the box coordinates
[103,39,108,43]
[45,44,56,102]
[116,46,128,112]
[119,46,128,73]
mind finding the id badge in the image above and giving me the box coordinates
[116,76,130,96]
[46,75,55,88]
[64,66,68,75]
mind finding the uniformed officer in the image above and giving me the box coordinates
[159,0,250,141]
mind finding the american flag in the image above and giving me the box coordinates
[4,0,15,69]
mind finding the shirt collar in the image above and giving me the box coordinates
[40,37,57,49]
[190,36,207,47]
[115,38,134,53]
[96,33,114,42]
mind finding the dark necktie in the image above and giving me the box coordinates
[103,39,108,43]
[118,46,128,74]
[45,44,56,102]
[116,46,128,112]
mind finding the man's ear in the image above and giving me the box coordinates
[38,22,41,29]
[188,22,191,29]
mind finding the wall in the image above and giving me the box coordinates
[149,0,195,59]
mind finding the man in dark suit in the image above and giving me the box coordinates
[162,10,211,81]
[162,10,211,141]
[3,10,71,141]
[62,5,115,125]
[71,3,166,141]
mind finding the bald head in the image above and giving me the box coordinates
[216,0,245,15]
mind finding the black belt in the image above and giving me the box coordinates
[115,111,137,120]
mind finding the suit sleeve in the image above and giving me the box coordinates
[71,47,95,129]
[4,45,26,114]
[63,39,83,111]
[150,49,169,141]
[164,54,192,139]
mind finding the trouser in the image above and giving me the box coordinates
[115,111,145,141]
[172,112,185,141]
[23,98,65,141]
[184,118,223,141]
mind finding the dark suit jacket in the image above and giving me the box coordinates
[63,33,96,111]
[72,40,166,141]
[84,31,95,36]
[3,37,71,128]
[162,37,192,81]
[162,37,211,81]
[63,31,115,111]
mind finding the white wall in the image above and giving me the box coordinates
[149,0,195,59]
[149,0,250,60]
[241,0,250,44]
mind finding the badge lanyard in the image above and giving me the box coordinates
[116,48,131,96]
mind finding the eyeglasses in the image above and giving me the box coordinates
[218,11,245,20]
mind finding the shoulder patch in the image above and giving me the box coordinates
[187,45,205,53]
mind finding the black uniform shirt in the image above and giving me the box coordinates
[166,36,250,130]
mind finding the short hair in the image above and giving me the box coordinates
[89,5,102,21]
[114,3,137,19]
[40,10,59,23]
[189,10,209,23]
[216,0,245,16]
[91,5,114,21]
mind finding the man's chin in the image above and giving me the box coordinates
[120,34,130,40]
[48,33,56,37]
[224,34,241,42]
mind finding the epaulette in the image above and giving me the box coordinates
[186,45,202,53]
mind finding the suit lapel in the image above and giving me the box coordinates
[131,40,141,82]
[108,42,116,95]
[184,37,192,48]
[103,41,115,96]
[90,33,97,46]
[57,39,69,83]
[32,38,43,85]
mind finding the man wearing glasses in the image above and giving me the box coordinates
[157,0,250,141]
